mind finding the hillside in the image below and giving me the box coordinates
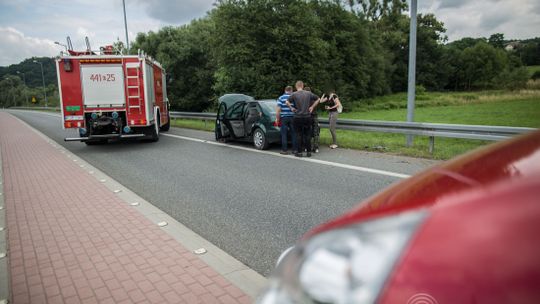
[0,57,56,87]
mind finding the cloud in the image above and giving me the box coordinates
[420,0,540,41]
[0,27,59,66]
[134,0,215,24]
[438,0,471,9]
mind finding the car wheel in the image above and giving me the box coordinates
[253,128,268,150]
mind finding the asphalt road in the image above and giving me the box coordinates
[7,110,437,276]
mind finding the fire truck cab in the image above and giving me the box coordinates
[56,44,170,144]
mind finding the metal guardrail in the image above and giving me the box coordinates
[169,111,536,153]
[169,111,534,140]
[10,107,537,153]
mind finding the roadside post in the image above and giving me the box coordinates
[406,0,418,147]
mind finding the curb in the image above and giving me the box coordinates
[0,135,10,303]
[7,112,267,299]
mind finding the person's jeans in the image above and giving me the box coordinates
[311,115,320,151]
[329,111,338,145]
[280,116,296,151]
[293,116,313,154]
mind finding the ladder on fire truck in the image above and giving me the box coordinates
[125,62,142,114]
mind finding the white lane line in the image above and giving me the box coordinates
[11,110,61,118]
[12,110,410,179]
[162,133,411,179]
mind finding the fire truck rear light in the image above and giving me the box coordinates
[123,126,131,133]
[77,122,82,127]
[128,120,146,126]
[65,122,72,128]
[91,112,98,120]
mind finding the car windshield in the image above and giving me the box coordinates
[260,100,277,114]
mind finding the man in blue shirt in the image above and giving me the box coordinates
[276,86,297,154]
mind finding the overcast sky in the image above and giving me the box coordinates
[1,0,539,66]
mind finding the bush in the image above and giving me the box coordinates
[531,70,540,80]
[495,67,529,90]
[416,84,427,95]
[526,79,540,90]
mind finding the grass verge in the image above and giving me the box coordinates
[169,117,489,159]
[526,65,540,77]
[339,96,540,127]
[170,118,214,132]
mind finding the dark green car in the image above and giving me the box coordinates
[215,94,281,150]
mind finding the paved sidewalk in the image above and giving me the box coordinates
[0,112,251,303]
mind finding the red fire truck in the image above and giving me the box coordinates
[56,41,170,144]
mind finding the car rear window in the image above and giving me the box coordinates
[260,100,277,114]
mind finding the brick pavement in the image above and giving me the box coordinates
[0,112,251,304]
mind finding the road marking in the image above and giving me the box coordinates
[11,110,410,179]
[162,133,411,179]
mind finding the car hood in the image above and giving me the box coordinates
[305,130,540,238]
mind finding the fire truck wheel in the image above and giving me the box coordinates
[149,111,160,142]
[160,112,170,132]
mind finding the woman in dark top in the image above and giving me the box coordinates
[324,92,341,149]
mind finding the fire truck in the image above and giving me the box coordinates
[56,38,170,144]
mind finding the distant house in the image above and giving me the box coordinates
[505,41,520,51]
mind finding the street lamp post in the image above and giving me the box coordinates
[406,0,418,147]
[17,71,29,106]
[33,60,48,108]
[54,41,68,52]
[122,0,130,53]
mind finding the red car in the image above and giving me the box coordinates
[258,131,540,304]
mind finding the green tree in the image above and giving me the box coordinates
[520,42,540,65]
[458,41,509,89]
[370,6,449,92]
[212,0,392,100]
[414,14,450,90]
[447,37,487,50]
[488,33,505,49]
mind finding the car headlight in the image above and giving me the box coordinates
[257,211,426,304]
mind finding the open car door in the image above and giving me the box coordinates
[215,102,229,140]
[215,94,255,141]
[244,102,262,136]
[223,101,246,138]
